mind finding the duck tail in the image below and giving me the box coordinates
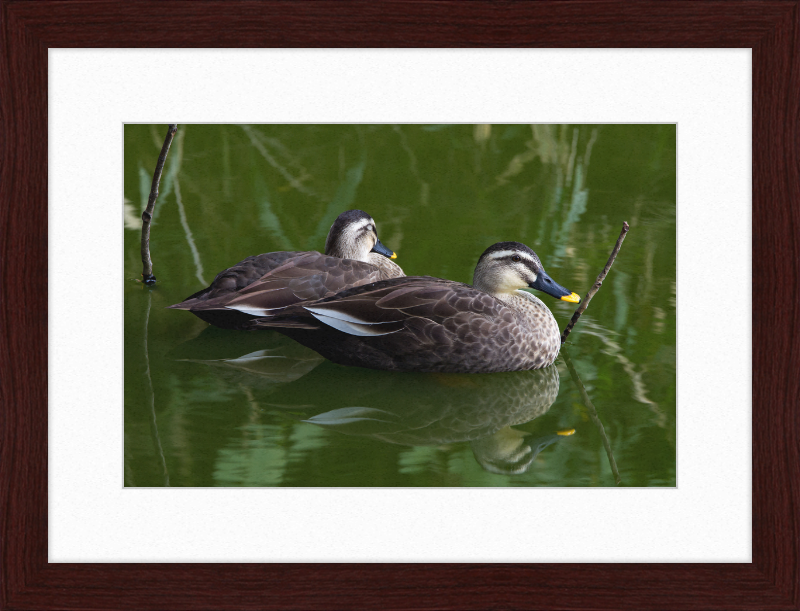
[167,287,212,309]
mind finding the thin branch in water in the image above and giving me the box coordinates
[561,347,621,486]
[561,221,629,343]
[143,290,170,486]
[140,124,178,285]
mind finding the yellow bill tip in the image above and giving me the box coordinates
[390,252,398,260]
[560,292,581,304]
[556,428,576,436]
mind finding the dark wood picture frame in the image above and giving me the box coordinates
[1,1,798,609]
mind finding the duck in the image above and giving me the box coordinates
[168,209,404,329]
[246,241,580,373]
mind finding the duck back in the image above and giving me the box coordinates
[248,277,563,373]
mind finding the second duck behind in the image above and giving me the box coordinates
[169,209,403,329]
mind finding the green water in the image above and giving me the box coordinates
[123,124,676,487]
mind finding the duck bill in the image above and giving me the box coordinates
[529,271,581,303]
[371,238,397,260]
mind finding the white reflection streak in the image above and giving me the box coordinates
[583,128,599,171]
[240,125,315,196]
[174,178,207,286]
[577,320,666,427]
[565,127,579,187]
[392,125,429,206]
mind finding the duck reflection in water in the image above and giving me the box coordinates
[172,331,573,475]
[170,327,324,389]
[270,361,572,475]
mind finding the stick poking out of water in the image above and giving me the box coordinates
[561,347,622,486]
[141,124,178,285]
[561,221,629,343]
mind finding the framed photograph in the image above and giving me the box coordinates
[122,122,675,490]
[2,2,798,609]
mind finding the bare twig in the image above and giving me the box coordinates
[561,347,621,486]
[143,290,170,486]
[140,124,178,285]
[561,221,629,343]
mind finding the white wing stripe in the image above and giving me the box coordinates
[224,305,282,316]
[304,305,390,325]
[306,310,401,337]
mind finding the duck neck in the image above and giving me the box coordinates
[494,290,553,317]
[489,291,514,303]
[489,289,539,305]
[327,243,369,261]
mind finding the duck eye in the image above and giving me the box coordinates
[511,255,521,262]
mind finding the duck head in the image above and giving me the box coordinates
[325,210,397,262]
[473,241,580,302]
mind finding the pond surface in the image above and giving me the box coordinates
[124,124,676,487]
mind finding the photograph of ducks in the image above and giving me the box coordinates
[123,123,676,488]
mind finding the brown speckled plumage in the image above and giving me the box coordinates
[168,210,403,329]
[248,242,577,374]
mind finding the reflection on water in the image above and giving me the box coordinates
[153,332,621,486]
[124,124,676,487]
[172,327,324,388]
[288,364,564,476]
[173,335,571,480]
